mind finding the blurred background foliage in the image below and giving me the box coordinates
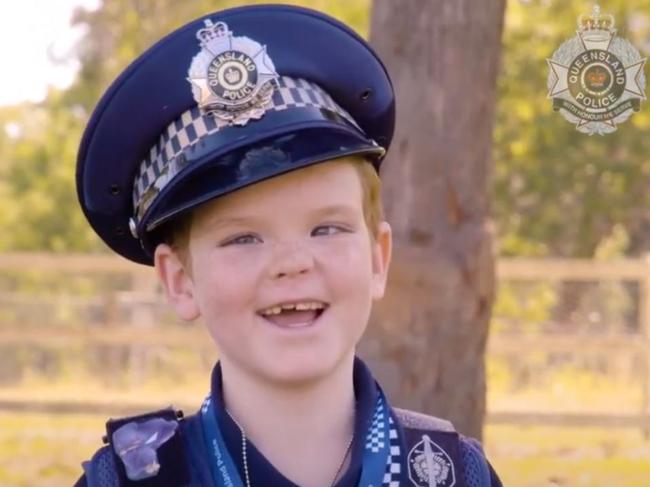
[1,0,649,262]
[1,0,648,339]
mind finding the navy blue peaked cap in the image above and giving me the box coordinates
[77,4,395,265]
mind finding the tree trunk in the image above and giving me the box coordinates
[360,0,506,439]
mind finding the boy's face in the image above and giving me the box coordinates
[155,158,391,385]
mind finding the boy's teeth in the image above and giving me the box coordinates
[260,302,325,316]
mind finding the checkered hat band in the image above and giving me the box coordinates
[132,76,361,212]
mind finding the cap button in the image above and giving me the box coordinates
[128,218,138,239]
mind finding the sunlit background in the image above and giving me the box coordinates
[0,0,99,106]
[0,1,649,486]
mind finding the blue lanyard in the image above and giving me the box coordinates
[200,391,392,487]
[200,397,242,487]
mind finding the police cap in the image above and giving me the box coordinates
[76,4,395,265]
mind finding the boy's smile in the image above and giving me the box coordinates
[257,300,329,329]
[156,157,392,385]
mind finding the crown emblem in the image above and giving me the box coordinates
[577,5,615,42]
[224,68,241,84]
[578,5,615,31]
[196,20,230,46]
[587,68,607,87]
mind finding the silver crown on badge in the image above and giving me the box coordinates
[187,19,278,125]
[577,5,616,47]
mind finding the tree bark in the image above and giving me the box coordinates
[361,0,506,439]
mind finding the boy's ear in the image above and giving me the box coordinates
[371,221,392,300]
[154,243,200,321]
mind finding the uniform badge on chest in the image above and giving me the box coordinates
[407,434,456,487]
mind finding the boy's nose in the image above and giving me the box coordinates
[268,241,315,279]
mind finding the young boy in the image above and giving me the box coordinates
[75,4,502,487]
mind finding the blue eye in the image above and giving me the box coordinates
[223,234,262,246]
[312,225,347,237]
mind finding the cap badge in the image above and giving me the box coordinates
[187,20,278,125]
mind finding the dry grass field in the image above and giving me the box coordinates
[486,425,650,487]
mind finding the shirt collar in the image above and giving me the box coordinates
[209,357,379,487]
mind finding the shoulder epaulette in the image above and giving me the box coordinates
[393,407,456,432]
[82,408,191,487]
[393,407,498,487]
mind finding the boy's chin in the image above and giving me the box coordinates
[255,349,354,387]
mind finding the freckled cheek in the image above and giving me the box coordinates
[193,253,268,317]
[313,239,373,281]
